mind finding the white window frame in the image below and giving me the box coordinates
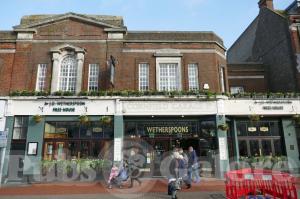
[35,64,47,92]
[138,63,149,91]
[156,57,182,91]
[58,55,77,92]
[188,63,199,90]
[50,44,85,94]
[88,64,100,91]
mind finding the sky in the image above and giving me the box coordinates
[0,0,294,48]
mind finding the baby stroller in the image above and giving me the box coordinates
[108,163,129,189]
[168,177,182,199]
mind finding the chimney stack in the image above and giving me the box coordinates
[258,0,274,10]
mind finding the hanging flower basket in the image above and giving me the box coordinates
[218,124,229,131]
[249,115,260,122]
[33,114,43,123]
[99,116,112,125]
[78,115,89,124]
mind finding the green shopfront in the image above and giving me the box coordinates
[2,97,300,183]
[1,98,117,183]
[123,116,218,177]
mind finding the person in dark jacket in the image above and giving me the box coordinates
[178,148,189,188]
[187,146,200,188]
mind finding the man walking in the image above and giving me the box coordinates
[187,146,200,188]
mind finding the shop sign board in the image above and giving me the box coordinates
[8,99,115,116]
[224,99,300,115]
[140,121,196,137]
[145,126,191,134]
[122,101,217,115]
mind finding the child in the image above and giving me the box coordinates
[108,164,119,189]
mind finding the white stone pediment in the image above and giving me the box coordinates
[50,44,86,53]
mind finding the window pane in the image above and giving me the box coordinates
[188,64,199,90]
[80,141,90,159]
[13,117,28,140]
[13,128,22,139]
[44,122,80,139]
[200,121,216,137]
[59,56,77,92]
[274,139,283,156]
[269,121,280,136]
[159,63,179,91]
[261,140,272,156]
[68,141,79,159]
[236,122,247,136]
[139,63,149,91]
[220,67,226,93]
[230,86,244,94]
[36,64,47,91]
[238,140,248,157]
[91,141,101,158]
[88,64,99,91]
[249,140,260,156]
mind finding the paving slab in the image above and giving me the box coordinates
[0,192,226,199]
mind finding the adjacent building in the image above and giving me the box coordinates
[227,0,300,93]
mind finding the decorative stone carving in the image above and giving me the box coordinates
[50,44,86,93]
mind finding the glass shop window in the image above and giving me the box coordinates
[12,116,28,140]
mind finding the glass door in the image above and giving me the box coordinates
[152,139,170,177]
[8,141,26,180]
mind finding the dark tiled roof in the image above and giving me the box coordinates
[17,13,124,28]
[0,31,17,41]
[125,31,224,46]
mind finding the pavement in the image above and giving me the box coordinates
[0,192,227,199]
[0,178,299,199]
[0,178,226,199]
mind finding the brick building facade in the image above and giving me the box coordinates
[0,11,300,184]
[0,13,227,95]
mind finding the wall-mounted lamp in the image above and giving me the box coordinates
[203,83,210,90]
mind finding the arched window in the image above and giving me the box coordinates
[59,56,77,92]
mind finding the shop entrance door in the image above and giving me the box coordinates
[8,141,26,181]
[151,139,170,177]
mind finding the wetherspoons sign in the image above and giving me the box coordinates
[145,126,191,134]
[44,101,86,112]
